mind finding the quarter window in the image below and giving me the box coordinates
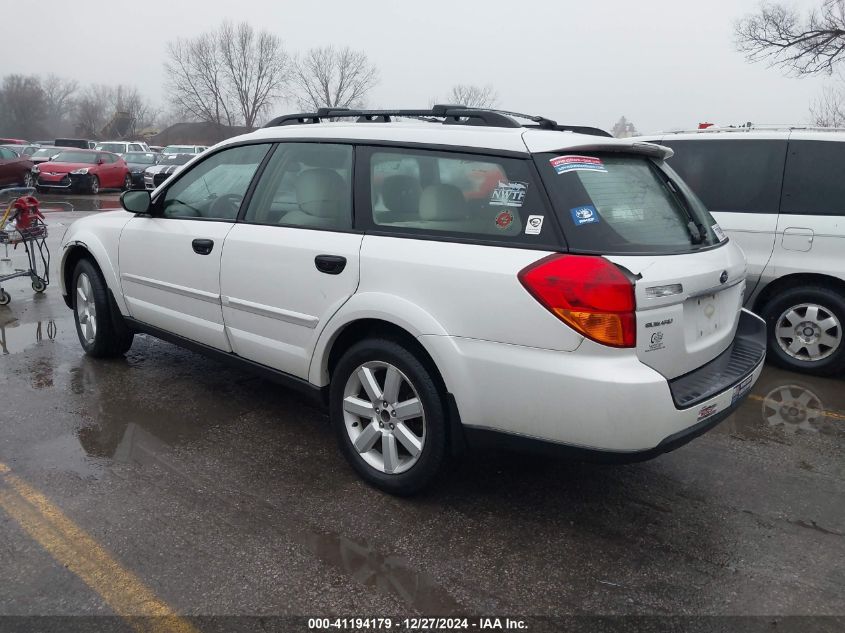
[661,139,787,214]
[781,140,845,216]
[161,144,270,220]
[244,143,353,230]
[365,147,552,243]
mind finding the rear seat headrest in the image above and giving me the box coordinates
[381,175,421,215]
[419,184,466,221]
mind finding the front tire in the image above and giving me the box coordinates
[89,175,99,195]
[761,285,845,376]
[72,258,134,357]
[123,173,132,191]
[330,338,448,495]
[22,172,34,188]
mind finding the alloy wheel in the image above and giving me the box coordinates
[342,361,426,475]
[775,303,841,362]
[75,273,97,344]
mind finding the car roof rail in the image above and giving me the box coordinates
[263,105,613,137]
[658,123,845,135]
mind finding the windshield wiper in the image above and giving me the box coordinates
[664,177,706,245]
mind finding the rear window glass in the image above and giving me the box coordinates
[660,139,786,214]
[781,140,845,216]
[536,153,721,254]
[364,147,554,245]
[53,151,98,164]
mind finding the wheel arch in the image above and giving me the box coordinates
[753,272,845,315]
[60,238,127,314]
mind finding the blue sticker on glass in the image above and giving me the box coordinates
[570,205,600,226]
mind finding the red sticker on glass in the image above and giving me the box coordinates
[495,211,514,229]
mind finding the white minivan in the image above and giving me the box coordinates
[59,107,766,493]
[641,128,845,376]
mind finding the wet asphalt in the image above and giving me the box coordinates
[0,193,843,627]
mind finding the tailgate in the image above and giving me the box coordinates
[607,242,747,379]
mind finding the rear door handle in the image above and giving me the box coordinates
[192,238,214,255]
[315,254,347,275]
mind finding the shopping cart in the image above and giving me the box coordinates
[0,187,49,306]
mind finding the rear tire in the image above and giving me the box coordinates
[72,258,134,357]
[329,338,447,495]
[760,285,845,376]
[123,173,132,191]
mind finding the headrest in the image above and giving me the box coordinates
[419,184,466,220]
[296,169,348,218]
[381,175,421,215]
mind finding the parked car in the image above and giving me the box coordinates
[29,147,70,165]
[143,153,193,190]
[34,140,55,147]
[59,106,766,494]
[0,144,40,158]
[0,146,35,188]
[640,127,845,376]
[0,138,28,145]
[161,144,206,155]
[95,140,151,154]
[122,151,159,189]
[34,149,130,194]
[54,138,94,150]
[149,145,164,153]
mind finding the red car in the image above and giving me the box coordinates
[34,149,131,194]
[0,146,35,188]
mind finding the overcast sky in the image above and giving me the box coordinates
[3,0,832,133]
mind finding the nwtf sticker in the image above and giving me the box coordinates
[525,215,544,235]
[550,155,607,175]
[490,180,527,207]
[570,204,600,226]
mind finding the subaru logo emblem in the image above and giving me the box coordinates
[719,270,728,284]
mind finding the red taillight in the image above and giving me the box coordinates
[518,254,637,348]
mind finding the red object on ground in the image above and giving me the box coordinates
[698,122,715,129]
[11,196,44,230]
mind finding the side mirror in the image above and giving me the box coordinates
[121,190,151,214]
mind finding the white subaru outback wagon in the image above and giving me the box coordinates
[59,106,766,494]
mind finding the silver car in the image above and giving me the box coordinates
[641,127,845,375]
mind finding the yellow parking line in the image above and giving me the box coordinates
[0,462,199,633]
[746,393,845,421]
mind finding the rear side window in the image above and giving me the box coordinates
[361,147,554,245]
[660,139,786,214]
[536,153,720,255]
[781,140,845,216]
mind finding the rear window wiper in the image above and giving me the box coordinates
[664,177,706,245]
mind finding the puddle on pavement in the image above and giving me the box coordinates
[0,316,60,356]
[718,367,844,439]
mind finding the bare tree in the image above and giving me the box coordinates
[736,0,845,74]
[75,84,111,138]
[810,84,845,125]
[445,84,498,108]
[611,116,639,138]
[219,22,289,128]
[0,75,47,138]
[42,74,78,130]
[166,32,236,126]
[291,46,379,111]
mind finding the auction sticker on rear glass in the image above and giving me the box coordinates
[570,204,600,226]
[550,155,607,175]
[490,180,527,207]
[525,215,544,235]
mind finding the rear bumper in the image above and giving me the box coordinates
[421,309,766,456]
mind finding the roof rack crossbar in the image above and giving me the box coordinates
[262,105,613,137]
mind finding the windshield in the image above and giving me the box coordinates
[96,143,125,153]
[159,154,192,166]
[163,146,195,154]
[32,148,61,158]
[124,152,157,164]
[52,151,98,164]
[536,152,721,254]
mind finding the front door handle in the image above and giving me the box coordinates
[315,254,347,275]
[192,238,214,255]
